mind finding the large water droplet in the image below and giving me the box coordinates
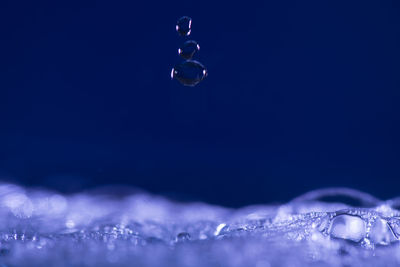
[171,60,207,87]
[176,16,192,36]
[178,40,200,60]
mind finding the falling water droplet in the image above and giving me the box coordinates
[178,40,200,60]
[176,16,192,36]
[171,60,207,87]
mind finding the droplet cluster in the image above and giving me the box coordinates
[171,16,207,87]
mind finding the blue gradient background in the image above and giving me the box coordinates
[0,1,399,206]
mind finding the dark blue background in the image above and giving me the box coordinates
[1,1,399,207]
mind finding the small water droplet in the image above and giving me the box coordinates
[178,40,200,60]
[176,16,192,36]
[171,60,207,87]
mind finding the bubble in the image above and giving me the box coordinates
[171,60,207,87]
[369,219,397,245]
[329,214,366,242]
[178,40,200,60]
[176,16,192,36]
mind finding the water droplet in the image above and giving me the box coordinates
[171,60,207,87]
[176,16,192,36]
[178,40,200,60]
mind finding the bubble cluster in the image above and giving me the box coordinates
[0,183,400,266]
[172,16,207,87]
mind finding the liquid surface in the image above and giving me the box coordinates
[0,183,400,266]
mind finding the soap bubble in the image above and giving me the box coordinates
[369,218,397,245]
[178,40,200,60]
[176,16,192,36]
[171,60,207,87]
[329,214,366,242]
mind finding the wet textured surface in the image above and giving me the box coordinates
[0,184,400,266]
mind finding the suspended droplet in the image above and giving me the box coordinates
[178,40,200,60]
[176,16,192,36]
[171,60,207,87]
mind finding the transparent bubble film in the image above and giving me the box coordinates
[1,184,400,266]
